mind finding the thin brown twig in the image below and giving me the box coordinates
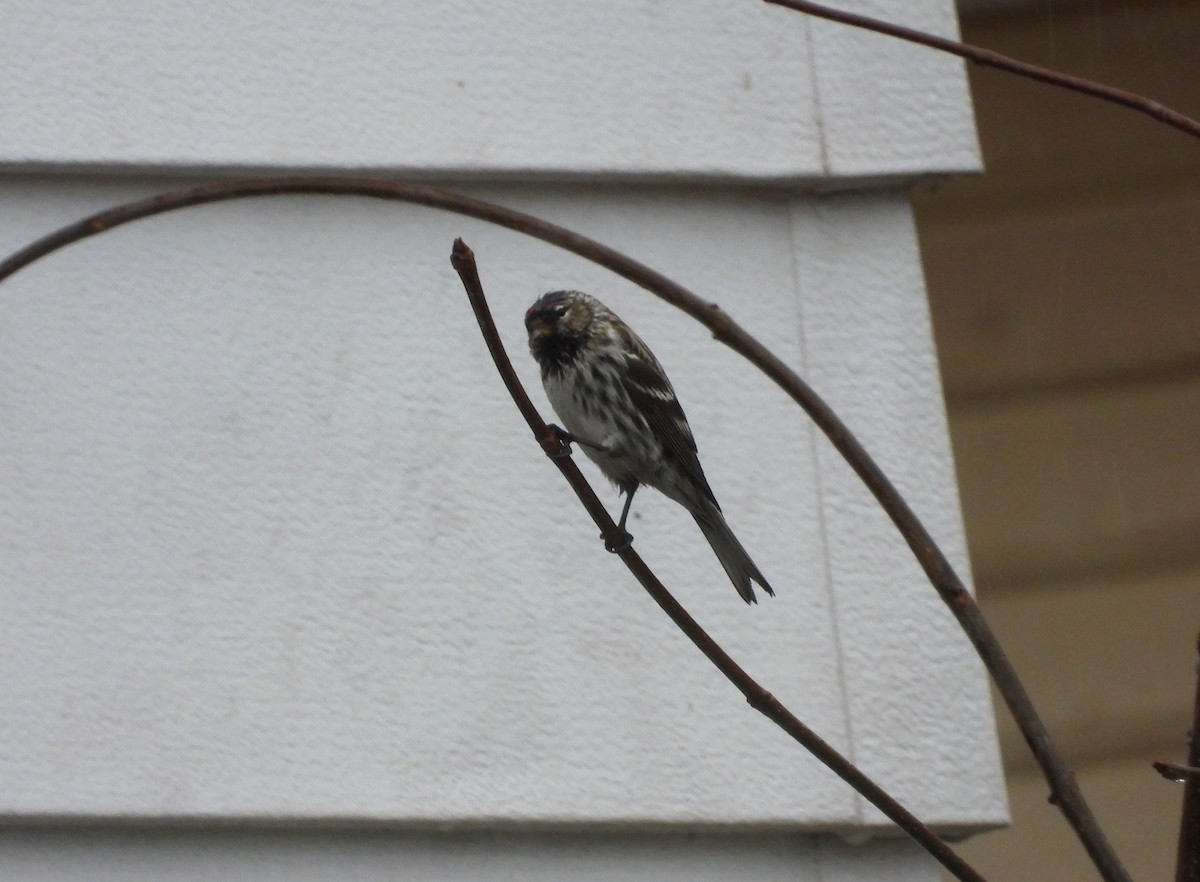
[0,176,1108,877]
[1155,762,1200,783]
[450,236,991,882]
[1173,632,1200,882]
[764,0,1200,143]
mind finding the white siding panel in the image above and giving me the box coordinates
[807,0,980,177]
[0,2,822,177]
[0,1,977,179]
[0,177,844,825]
[0,830,939,882]
[789,189,1007,827]
[0,175,1003,829]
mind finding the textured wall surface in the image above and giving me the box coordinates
[1,1,995,879]
[0,1,978,179]
[0,178,1004,830]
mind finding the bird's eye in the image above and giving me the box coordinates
[552,305,568,318]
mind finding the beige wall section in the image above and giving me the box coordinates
[914,1,1200,880]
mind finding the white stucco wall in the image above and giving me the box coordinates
[0,2,1000,879]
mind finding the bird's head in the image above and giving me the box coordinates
[525,290,597,343]
[525,290,604,373]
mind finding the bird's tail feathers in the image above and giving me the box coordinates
[692,507,775,604]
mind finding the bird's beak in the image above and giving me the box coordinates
[526,315,552,339]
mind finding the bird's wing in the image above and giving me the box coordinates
[621,353,720,510]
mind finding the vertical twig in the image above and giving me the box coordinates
[450,237,993,882]
[1175,633,1200,882]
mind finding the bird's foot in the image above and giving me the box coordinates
[545,424,577,459]
[547,424,604,456]
[604,530,634,553]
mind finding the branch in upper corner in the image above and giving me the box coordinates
[449,236,992,882]
[764,0,1200,142]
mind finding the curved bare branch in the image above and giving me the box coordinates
[0,175,1112,878]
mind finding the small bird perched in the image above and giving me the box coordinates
[525,290,774,604]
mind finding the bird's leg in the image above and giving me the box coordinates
[544,423,634,552]
[605,483,637,553]
[547,424,605,459]
[616,484,638,533]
